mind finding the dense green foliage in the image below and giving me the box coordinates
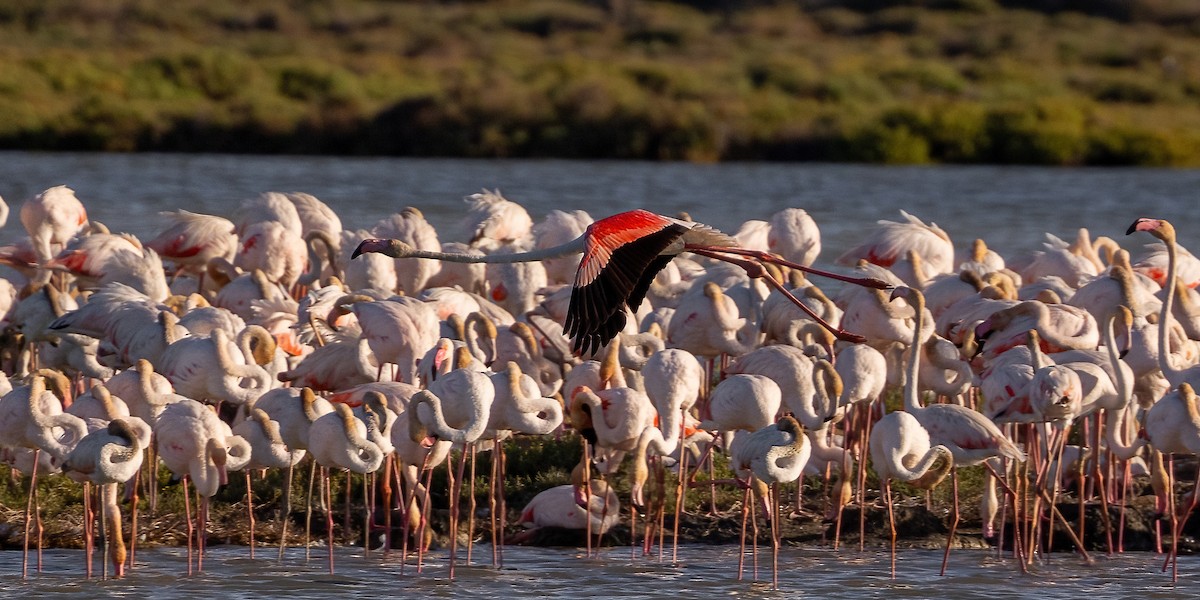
[2,0,1200,164]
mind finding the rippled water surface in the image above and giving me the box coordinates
[0,546,1196,598]
[2,153,1199,261]
[1,153,1200,595]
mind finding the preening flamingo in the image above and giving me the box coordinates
[19,185,89,282]
[353,209,890,355]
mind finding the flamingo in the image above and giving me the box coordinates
[157,326,276,407]
[0,372,87,577]
[62,419,144,578]
[45,230,142,287]
[666,282,758,358]
[234,220,307,292]
[1143,382,1200,580]
[457,189,533,249]
[627,349,701,554]
[145,210,238,281]
[231,407,306,556]
[232,191,302,235]
[19,185,89,282]
[154,399,251,573]
[728,415,810,589]
[411,370,494,578]
[533,210,594,285]
[515,480,621,537]
[285,192,343,248]
[353,209,890,356]
[891,286,1025,575]
[308,402,386,572]
[870,410,953,577]
[767,208,821,267]
[372,207,442,294]
[1127,218,1200,391]
[836,210,954,288]
[569,386,654,475]
[973,299,1099,362]
[253,387,334,556]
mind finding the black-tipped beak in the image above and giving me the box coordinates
[351,239,373,260]
[1125,222,1138,235]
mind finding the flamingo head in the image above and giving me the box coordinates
[351,238,413,260]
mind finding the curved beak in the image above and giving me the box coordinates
[351,238,388,260]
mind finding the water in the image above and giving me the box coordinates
[0,545,1195,598]
[2,153,1200,262]
[1,152,1200,595]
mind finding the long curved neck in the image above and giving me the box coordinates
[415,390,488,444]
[906,446,953,487]
[1160,232,1182,382]
[903,294,924,413]
[391,236,585,264]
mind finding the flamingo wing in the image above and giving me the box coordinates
[566,210,687,355]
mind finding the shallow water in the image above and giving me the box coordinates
[1,153,1199,262]
[0,545,1196,598]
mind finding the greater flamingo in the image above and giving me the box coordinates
[62,419,144,578]
[870,410,953,577]
[353,209,890,355]
[891,286,1025,575]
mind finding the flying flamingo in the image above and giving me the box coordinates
[353,209,889,356]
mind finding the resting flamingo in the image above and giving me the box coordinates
[154,399,251,574]
[728,415,810,589]
[62,419,144,578]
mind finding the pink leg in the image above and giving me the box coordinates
[940,470,960,576]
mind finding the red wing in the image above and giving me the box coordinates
[565,210,687,356]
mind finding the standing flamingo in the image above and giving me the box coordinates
[729,415,810,589]
[870,409,954,577]
[62,419,144,578]
[891,286,1025,575]
[1128,218,1200,390]
[19,185,89,282]
[353,209,889,355]
[154,399,251,573]
[308,402,386,572]
[1143,382,1200,581]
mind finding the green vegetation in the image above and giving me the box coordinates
[2,0,1200,164]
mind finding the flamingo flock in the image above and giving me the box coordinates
[0,184,1197,586]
